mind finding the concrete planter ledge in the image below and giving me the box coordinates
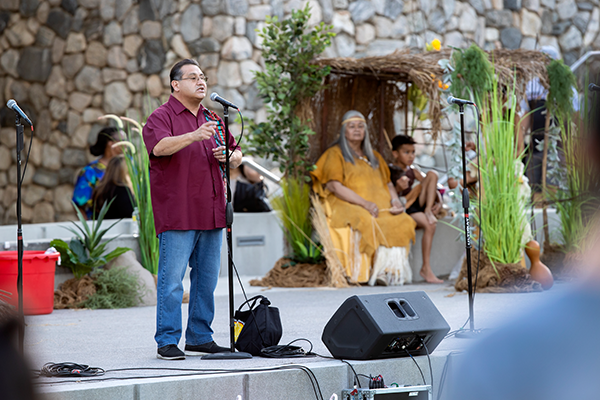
[0,209,561,289]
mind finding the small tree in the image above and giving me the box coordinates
[247,5,334,264]
[249,4,334,181]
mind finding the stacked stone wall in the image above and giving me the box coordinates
[0,0,596,225]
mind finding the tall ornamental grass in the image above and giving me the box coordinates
[100,114,159,276]
[545,60,589,253]
[272,178,322,264]
[478,80,527,265]
[550,113,589,251]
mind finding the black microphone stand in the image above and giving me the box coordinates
[455,104,481,339]
[202,105,251,360]
[13,114,25,353]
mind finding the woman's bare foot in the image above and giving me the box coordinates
[425,209,437,225]
[420,268,444,284]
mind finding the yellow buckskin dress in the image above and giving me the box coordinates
[311,146,416,285]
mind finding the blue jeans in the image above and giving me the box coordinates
[155,229,223,348]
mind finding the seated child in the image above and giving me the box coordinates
[390,135,443,284]
[447,141,479,191]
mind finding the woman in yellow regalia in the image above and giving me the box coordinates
[311,110,416,285]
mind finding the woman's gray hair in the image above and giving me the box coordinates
[334,110,379,168]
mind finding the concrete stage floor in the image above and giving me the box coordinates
[27,276,568,400]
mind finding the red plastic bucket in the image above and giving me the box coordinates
[0,251,59,315]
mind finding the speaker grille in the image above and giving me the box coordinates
[328,308,370,350]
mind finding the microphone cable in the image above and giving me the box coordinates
[19,125,35,187]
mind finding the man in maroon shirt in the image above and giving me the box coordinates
[143,59,242,360]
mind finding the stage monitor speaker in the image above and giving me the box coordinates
[322,291,450,360]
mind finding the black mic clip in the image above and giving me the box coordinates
[589,83,600,92]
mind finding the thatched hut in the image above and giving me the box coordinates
[301,49,551,163]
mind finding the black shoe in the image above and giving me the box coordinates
[157,344,185,360]
[185,341,230,356]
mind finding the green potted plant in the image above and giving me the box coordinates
[449,47,543,292]
[51,200,130,280]
[51,200,132,308]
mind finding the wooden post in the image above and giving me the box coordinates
[541,111,551,250]
[320,75,330,156]
[404,83,409,134]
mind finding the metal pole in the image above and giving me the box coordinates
[223,106,236,353]
[455,104,476,337]
[15,115,24,354]
[202,107,251,359]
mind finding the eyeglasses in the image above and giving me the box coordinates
[180,74,209,84]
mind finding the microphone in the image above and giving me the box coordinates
[589,83,600,92]
[210,93,239,109]
[6,99,33,126]
[447,96,475,106]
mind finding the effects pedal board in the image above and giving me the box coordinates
[341,385,431,400]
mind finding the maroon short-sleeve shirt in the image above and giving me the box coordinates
[143,95,239,235]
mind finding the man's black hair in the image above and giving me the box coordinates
[391,135,416,151]
[170,59,200,93]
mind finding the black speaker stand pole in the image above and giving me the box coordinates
[202,105,251,360]
[455,104,481,339]
[13,114,25,353]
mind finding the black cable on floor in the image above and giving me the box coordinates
[36,364,324,400]
[39,363,105,378]
[404,349,426,386]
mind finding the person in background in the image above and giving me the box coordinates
[91,155,134,220]
[515,46,579,195]
[311,110,416,286]
[446,141,479,191]
[72,126,123,218]
[0,302,36,400]
[231,163,271,212]
[390,135,443,284]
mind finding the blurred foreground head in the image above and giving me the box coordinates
[0,301,36,400]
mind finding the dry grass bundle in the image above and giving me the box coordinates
[54,276,96,309]
[310,194,349,288]
[249,258,329,287]
[249,196,352,288]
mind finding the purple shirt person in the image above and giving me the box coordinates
[142,59,242,360]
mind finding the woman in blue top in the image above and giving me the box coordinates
[72,126,122,218]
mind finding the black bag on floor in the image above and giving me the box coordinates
[234,295,282,356]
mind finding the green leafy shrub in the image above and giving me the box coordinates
[546,59,577,117]
[81,267,143,309]
[248,4,334,181]
[50,200,130,279]
[244,5,333,265]
[450,44,493,104]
